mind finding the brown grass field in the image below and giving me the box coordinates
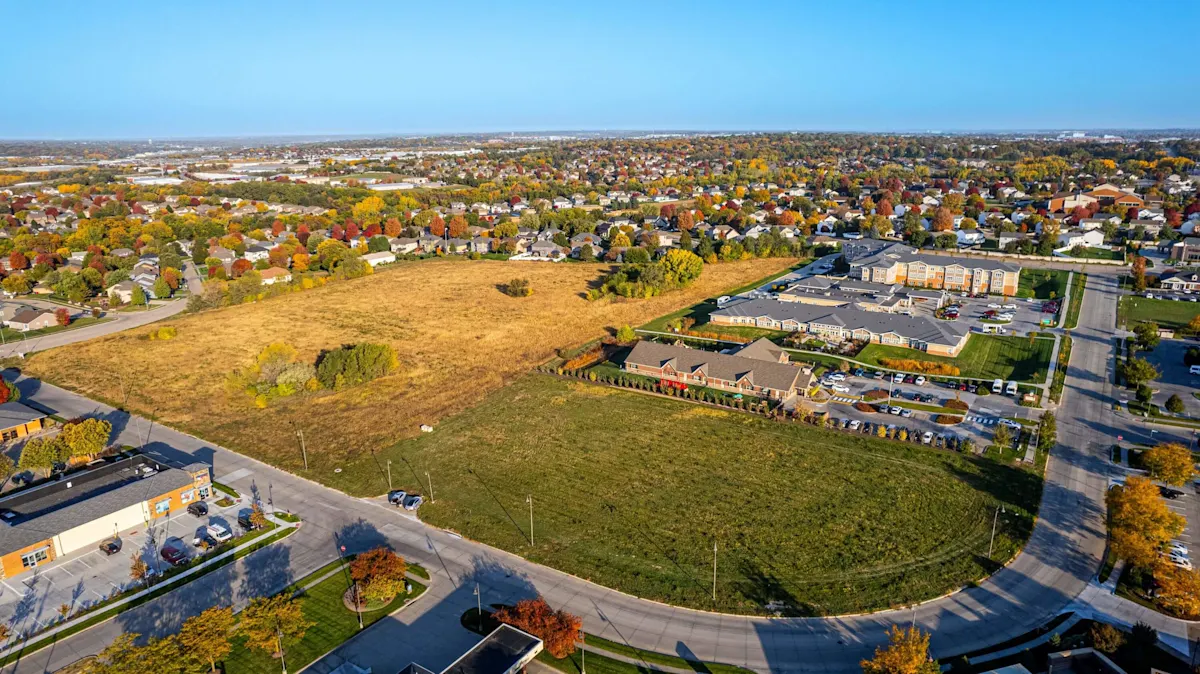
[24,257,794,495]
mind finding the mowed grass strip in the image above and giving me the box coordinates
[384,375,1041,616]
[856,334,1055,383]
[1118,295,1200,330]
[1017,269,1068,300]
[22,257,794,496]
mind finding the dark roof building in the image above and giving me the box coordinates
[624,339,813,400]
[401,624,542,674]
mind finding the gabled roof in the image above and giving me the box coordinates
[713,298,970,348]
[625,340,808,393]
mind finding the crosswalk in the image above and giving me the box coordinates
[967,415,998,425]
[830,396,858,404]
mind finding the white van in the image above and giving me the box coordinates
[1190,365,1200,376]
[1005,381,1018,396]
[992,378,1004,394]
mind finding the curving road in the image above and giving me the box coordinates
[0,266,1143,674]
[0,263,200,360]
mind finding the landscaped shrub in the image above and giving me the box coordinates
[148,326,178,341]
[316,343,399,389]
[854,402,875,412]
[863,389,890,401]
[935,415,964,425]
[502,278,533,297]
[878,358,960,376]
[944,399,969,411]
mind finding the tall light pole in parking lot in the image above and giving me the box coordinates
[386,460,392,492]
[988,505,1006,559]
[527,495,534,546]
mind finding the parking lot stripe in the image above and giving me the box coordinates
[0,580,26,598]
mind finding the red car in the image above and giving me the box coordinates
[160,540,189,566]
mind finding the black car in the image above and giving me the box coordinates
[99,537,122,556]
[237,511,261,531]
[387,490,408,506]
[1160,486,1184,500]
[187,501,209,517]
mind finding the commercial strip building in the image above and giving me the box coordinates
[0,402,47,442]
[623,338,815,401]
[710,298,971,356]
[0,454,211,578]
[844,242,1021,296]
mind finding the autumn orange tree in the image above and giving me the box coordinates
[1154,562,1200,619]
[1107,476,1186,569]
[448,215,468,238]
[493,596,582,659]
[178,606,237,673]
[348,546,408,603]
[1142,443,1196,486]
[860,625,939,674]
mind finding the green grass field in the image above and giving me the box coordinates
[223,563,426,673]
[1017,269,1069,300]
[856,334,1055,383]
[386,375,1041,616]
[1118,295,1200,330]
[1065,247,1124,261]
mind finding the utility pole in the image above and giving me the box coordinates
[581,625,587,674]
[527,495,534,546]
[386,460,392,492]
[712,539,718,603]
[988,506,1005,558]
[474,584,482,632]
[339,544,363,630]
[277,629,287,674]
[294,426,308,470]
[426,471,434,502]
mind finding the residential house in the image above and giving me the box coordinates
[390,238,420,255]
[1057,228,1105,249]
[244,245,270,263]
[469,237,493,254]
[108,280,137,304]
[528,241,566,260]
[259,267,292,285]
[361,251,396,267]
[6,308,57,332]
[1158,271,1200,293]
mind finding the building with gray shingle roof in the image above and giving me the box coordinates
[624,339,813,401]
[710,298,970,356]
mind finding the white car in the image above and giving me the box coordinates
[849,419,861,431]
[889,406,902,415]
[999,418,1022,429]
[827,372,846,381]
[914,376,926,386]
[1170,543,1190,557]
[892,374,904,384]
[206,523,233,543]
[1001,304,1017,310]
[921,431,934,444]
[831,383,851,393]
[997,313,1015,321]
[987,303,1001,309]
[1170,555,1193,570]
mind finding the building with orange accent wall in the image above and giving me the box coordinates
[0,454,210,578]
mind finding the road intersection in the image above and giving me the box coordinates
[0,264,1195,673]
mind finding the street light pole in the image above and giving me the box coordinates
[278,630,287,674]
[386,460,392,492]
[474,584,482,632]
[294,426,308,471]
[988,506,1006,558]
[712,539,718,603]
[426,471,434,503]
[527,495,534,546]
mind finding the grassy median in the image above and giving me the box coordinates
[856,334,1055,383]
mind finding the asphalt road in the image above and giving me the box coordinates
[0,263,200,360]
[0,264,1152,674]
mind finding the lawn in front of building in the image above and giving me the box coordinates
[856,334,1055,382]
[1016,269,1069,300]
[385,374,1041,616]
[1117,295,1200,330]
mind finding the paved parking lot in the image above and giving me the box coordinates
[1136,338,1200,418]
[811,370,1037,450]
[907,292,1057,337]
[0,496,245,636]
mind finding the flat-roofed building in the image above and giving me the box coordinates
[0,454,211,578]
[842,242,1020,296]
[401,624,543,674]
[0,402,46,442]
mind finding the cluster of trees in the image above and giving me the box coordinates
[589,249,703,300]
[502,277,532,297]
[18,418,113,473]
[316,343,399,389]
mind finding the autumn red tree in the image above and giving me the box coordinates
[8,251,27,271]
[346,221,361,240]
[676,210,694,231]
[1127,206,1140,222]
[876,199,894,216]
[230,259,252,278]
[331,223,345,241]
[348,547,408,603]
[776,210,796,227]
[931,207,954,232]
[271,220,285,236]
[429,215,446,237]
[162,268,181,290]
[660,204,676,218]
[54,308,70,326]
[493,597,581,659]
[448,215,468,238]
[364,223,381,238]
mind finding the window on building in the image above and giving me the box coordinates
[155,499,170,514]
[199,486,210,499]
[21,547,49,569]
[180,490,195,504]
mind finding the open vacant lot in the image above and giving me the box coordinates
[23,258,793,494]
[1118,295,1200,330]
[857,334,1055,382]
[1017,269,1069,300]
[385,375,1041,616]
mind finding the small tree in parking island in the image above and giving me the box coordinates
[1132,322,1160,351]
[860,625,939,674]
[349,546,408,603]
[1108,476,1186,569]
[1121,356,1160,388]
[494,596,582,659]
[991,424,1012,450]
[1165,394,1185,415]
[178,606,236,674]
[1037,411,1057,451]
[130,554,149,584]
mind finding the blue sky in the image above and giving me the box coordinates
[2,0,1197,139]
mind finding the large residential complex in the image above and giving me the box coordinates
[710,298,972,356]
[0,455,211,578]
[624,338,815,401]
[845,242,1022,296]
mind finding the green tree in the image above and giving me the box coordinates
[1121,356,1160,388]
[0,454,14,489]
[660,249,704,287]
[992,424,1012,450]
[178,606,236,674]
[153,277,171,299]
[60,418,113,459]
[18,437,62,472]
[1166,394,1185,415]
[239,594,314,671]
[1133,322,1160,351]
[1037,411,1057,451]
[131,284,147,306]
[616,325,637,343]
[1136,384,1153,405]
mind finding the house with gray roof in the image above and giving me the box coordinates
[710,298,970,356]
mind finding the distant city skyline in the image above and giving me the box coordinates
[3,0,1198,139]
